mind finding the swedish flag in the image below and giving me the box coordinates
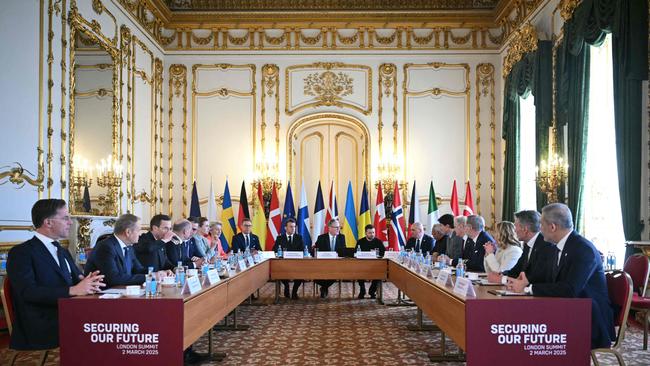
[221,179,237,251]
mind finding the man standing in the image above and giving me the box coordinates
[314,219,347,298]
[8,199,105,350]
[166,219,205,269]
[356,224,385,299]
[231,218,262,253]
[487,210,555,285]
[133,214,175,271]
[507,203,615,349]
[86,214,170,287]
[273,218,304,299]
[458,215,493,272]
[405,222,434,254]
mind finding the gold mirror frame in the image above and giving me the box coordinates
[68,6,120,216]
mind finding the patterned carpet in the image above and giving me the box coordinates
[2,282,649,365]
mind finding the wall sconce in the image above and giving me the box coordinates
[95,155,122,216]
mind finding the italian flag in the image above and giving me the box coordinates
[427,181,439,231]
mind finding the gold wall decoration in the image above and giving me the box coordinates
[378,63,397,157]
[403,62,471,181]
[154,58,164,212]
[46,0,54,194]
[190,63,257,215]
[68,5,120,215]
[167,64,187,218]
[121,26,132,208]
[476,63,496,226]
[76,217,91,249]
[502,23,538,78]
[261,64,280,156]
[74,88,113,97]
[558,0,579,21]
[285,62,372,116]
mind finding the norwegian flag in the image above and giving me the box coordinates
[388,181,407,251]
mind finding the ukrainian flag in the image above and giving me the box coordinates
[341,182,358,248]
[221,179,237,250]
[357,181,371,240]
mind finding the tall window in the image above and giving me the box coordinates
[582,34,626,263]
[517,94,537,211]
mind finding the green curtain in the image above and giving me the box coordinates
[556,39,590,230]
[502,74,520,222]
[561,0,648,251]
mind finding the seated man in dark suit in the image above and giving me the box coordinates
[133,214,175,271]
[405,222,435,255]
[487,210,555,285]
[7,199,105,350]
[231,218,262,253]
[356,224,385,299]
[459,215,494,272]
[166,219,205,269]
[86,214,170,287]
[430,223,448,257]
[508,203,615,349]
[273,218,304,299]
[314,219,347,298]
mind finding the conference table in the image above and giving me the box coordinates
[59,257,592,366]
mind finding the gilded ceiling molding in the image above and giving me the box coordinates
[167,64,187,218]
[475,63,496,227]
[502,23,538,78]
[164,0,499,11]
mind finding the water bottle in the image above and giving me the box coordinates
[277,245,283,258]
[438,254,446,270]
[611,253,616,270]
[0,253,7,272]
[456,261,465,279]
[303,246,309,258]
[149,267,157,296]
[202,263,209,277]
[145,267,153,297]
[356,245,361,257]
[77,249,87,264]
[175,261,185,287]
[425,252,431,266]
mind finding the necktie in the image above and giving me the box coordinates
[184,241,190,258]
[522,244,531,269]
[552,246,561,278]
[52,241,72,284]
[288,235,292,247]
[245,235,250,249]
[330,236,336,251]
[124,246,133,274]
[416,239,421,252]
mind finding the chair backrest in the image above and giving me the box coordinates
[605,270,633,348]
[1,276,15,335]
[623,254,649,296]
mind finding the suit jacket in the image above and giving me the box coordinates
[432,234,448,255]
[315,233,347,257]
[7,236,82,350]
[356,237,385,257]
[273,233,305,252]
[165,238,201,268]
[447,232,464,262]
[505,233,556,283]
[458,230,494,272]
[85,235,146,287]
[531,231,615,349]
[231,232,263,253]
[133,232,173,271]
[405,234,435,254]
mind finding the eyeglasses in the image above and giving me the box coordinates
[243,224,253,227]
[330,226,340,229]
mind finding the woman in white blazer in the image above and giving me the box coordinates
[483,221,523,273]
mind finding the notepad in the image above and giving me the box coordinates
[488,289,528,296]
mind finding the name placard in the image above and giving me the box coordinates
[254,254,263,263]
[317,251,338,259]
[355,251,376,259]
[203,269,220,286]
[261,251,276,259]
[284,251,304,259]
[182,275,202,295]
[453,276,477,297]
[383,251,399,260]
[436,270,454,287]
[238,259,248,271]
[246,256,255,267]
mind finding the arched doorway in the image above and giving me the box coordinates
[287,113,370,214]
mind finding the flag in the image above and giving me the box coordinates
[450,180,460,216]
[221,179,237,251]
[407,181,419,238]
[190,181,201,217]
[237,181,250,232]
[280,182,295,235]
[313,182,326,243]
[388,181,407,251]
[82,185,91,212]
[251,183,267,250]
[357,181,371,240]
[341,181,357,248]
[325,181,338,225]
[266,183,281,251]
[463,181,475,216]
[296,180,311,247]
[206,178,218,222]
[427,181,439,231]
[373,184,388,246]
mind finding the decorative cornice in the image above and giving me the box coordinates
[502,23,538,78]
